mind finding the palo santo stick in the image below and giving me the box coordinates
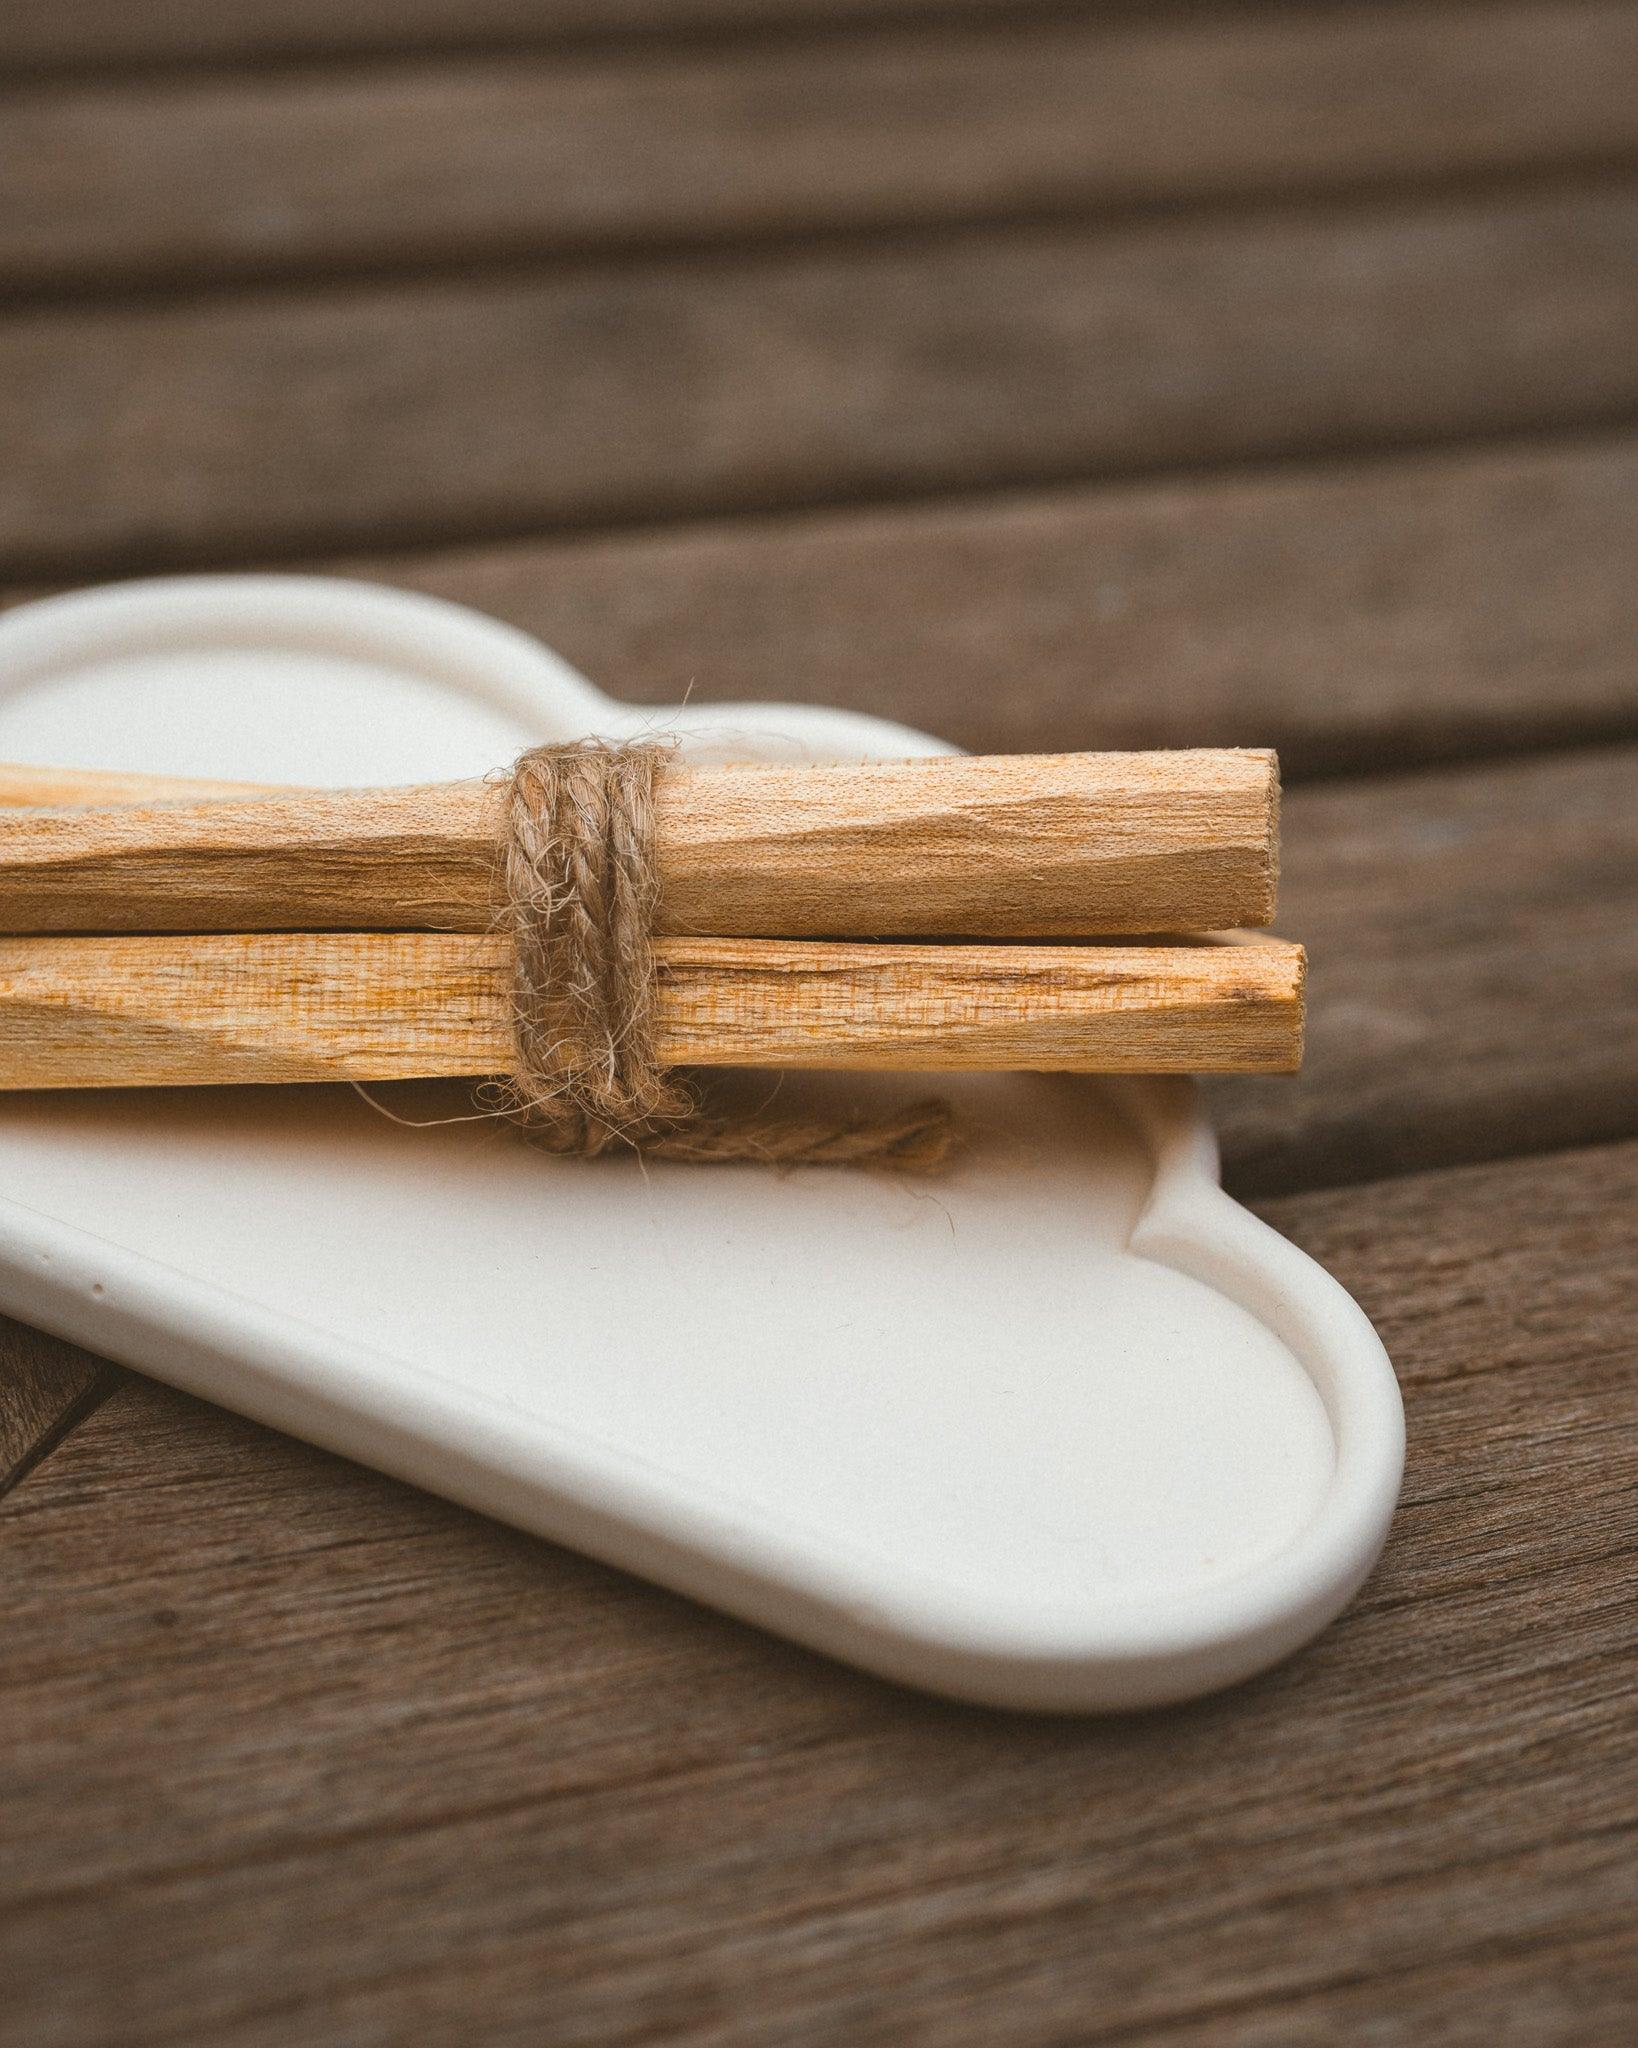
[0,761,276,808]
[0,750,1278,939]
[0,933,1304,1089]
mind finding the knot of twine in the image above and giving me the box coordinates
[492,740,959,1173]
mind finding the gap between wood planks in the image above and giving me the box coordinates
[3,173,1638,581]
[8,408,1638,611]
[4,1,1635,299]
[0,1136,1632,2045]
[0,0,1371,85]
[13,163,1638,324]
[0,1328,119,1500]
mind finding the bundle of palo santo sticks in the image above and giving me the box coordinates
[0,748,1300,1093]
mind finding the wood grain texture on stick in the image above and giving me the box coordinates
[0,750,1279,939]
[0,762,274,809]
[0,932,1305,1087]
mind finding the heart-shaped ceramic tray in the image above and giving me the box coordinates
[0,577,1403,1710]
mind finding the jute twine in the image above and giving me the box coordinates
[489,740,959,1172]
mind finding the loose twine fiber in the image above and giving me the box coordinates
[488,740,959,1172]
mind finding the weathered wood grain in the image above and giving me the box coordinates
[4,178,1638,577]
[7,3,1637,293]
[0,932,1307,1085]
[0,750,1280,937]
[1215,745,1638,1194]
[1,1137,1632,2046]
[0,8,1631,2041]
[324,430,1638,776]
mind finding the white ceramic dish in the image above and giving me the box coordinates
[0,577,1403,1710]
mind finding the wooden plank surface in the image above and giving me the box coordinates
[7,3,1637,293]
[1,1,1635,2036]
[1216,745,1638,1193]
[14,430,1635,780]
[2,1136,1632,2047]
[324,429,1638,775]
[5,176,1638,578]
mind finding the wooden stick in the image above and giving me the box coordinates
[0,750,1278,938]
[0,933,1303,1088]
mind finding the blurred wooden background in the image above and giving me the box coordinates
[2,3,1636,2042]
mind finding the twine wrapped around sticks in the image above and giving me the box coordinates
[490,740,959,1171]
